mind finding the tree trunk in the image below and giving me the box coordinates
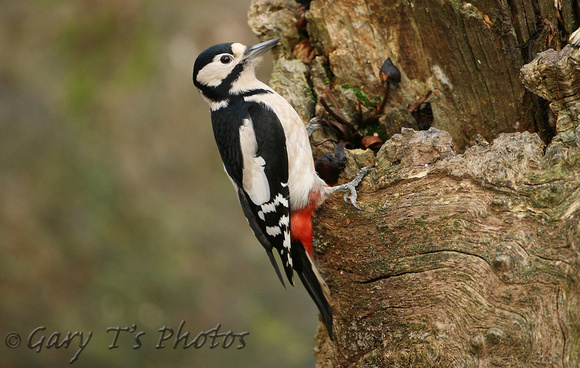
[248,0,580,366]
[312,125,579,367]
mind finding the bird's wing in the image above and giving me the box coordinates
[212,100,334,338]
[212,101,294,286]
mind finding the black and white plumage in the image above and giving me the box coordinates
[213,97,294,283]
[193,38,370,339]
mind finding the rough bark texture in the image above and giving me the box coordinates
[248,0,580,366]
[312,126,579,367]
[250,0,579,149]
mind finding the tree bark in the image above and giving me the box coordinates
[248,0,580,366]
[250,0,578,149]
[312,126,579,367]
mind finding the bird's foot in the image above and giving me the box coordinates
[327,166,372,210]
[306,117,323,137]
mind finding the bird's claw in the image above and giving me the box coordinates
[350,166,372,187]
[329,166,372,210]
[342,184,363,210]
[306,117,323,137]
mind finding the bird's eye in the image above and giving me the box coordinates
[220,55,233,64]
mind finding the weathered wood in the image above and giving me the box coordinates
[520,44,580,137]
[313,127,579,367]
[250,0,578,149]
[247,0,580,366]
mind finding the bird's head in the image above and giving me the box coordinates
[193,38,280,103]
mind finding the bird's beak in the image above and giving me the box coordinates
[243,38,280,62]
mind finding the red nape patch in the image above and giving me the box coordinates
[290,210,314,256]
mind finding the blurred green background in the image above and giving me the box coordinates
[0,1,318,367]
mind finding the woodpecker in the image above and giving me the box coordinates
[193,38,369,339]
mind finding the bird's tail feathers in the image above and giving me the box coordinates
[265,248,287,288]
[292,241,333,340]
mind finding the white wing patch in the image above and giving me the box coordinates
[237,112,293,269]
[243,93,322,210]
[239,117,270,205]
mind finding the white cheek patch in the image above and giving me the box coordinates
[239,117,270,205]
[196,59,232,87]
[196,52,242,87]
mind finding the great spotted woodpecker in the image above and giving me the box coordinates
[193,38,370,339]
